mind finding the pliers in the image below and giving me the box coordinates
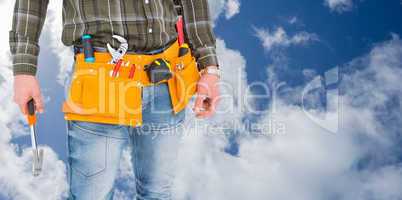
[107,35,128,77]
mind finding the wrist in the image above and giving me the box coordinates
[13,63,38,76]
[205,65,219,69]
[200,65,220,78]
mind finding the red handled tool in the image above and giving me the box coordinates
[177,16,185,46]
[27,99,44,176]
[176,16,189,57]
[129,64,136,79]
[107,35,128,77]
[112,60,123,77]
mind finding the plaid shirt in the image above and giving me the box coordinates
[9,0,218,75]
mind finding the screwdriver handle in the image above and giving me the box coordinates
[82,34,95,63]
[27,99,36,125]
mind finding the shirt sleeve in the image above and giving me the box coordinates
[180,0,219,70]
[9,0,49,76]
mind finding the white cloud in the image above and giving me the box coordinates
[225,0,241,19]
[0,1,68,200]
[289,16,298,25]
[255,27,319,51]
[172,38,249,200]
[113,148,136,200]
[45,2,74,85]
[208,0,241,21]
[325,0,354,13]
[169,35,402,200]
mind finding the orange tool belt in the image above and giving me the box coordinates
[62,40,200,127]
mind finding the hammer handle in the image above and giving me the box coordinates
[27,99,37,125]
[28,99,35,115]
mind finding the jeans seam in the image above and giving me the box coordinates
[68,124,108,178]
[70,121,127,140]
[131,131,144,190]
[105,137,109,176]
[71,137,108,178]
[66,122,73,198]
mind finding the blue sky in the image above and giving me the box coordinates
[216,0,402,81]
[1,0,402,199]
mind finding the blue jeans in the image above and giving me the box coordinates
[66,83,185,200]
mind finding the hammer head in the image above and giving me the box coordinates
[32,149,44,177]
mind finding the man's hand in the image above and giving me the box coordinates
[13,75,44,115]
[193,66,220,118]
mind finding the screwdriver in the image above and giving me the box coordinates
[82,34,95,63]
[27,99,44,177]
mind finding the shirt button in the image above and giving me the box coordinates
[148,28,153,33]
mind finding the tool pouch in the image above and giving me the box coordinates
[168,50,200,114]
[63,61,143,126]
[63,41,199,126]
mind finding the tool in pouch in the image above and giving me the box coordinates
[175,15,191,73]
[140,15,190,85]
[144,16,189,91]
[107,35,128,77]
[145,58,173,84]
[26,99,44,176]
[176,16,190,58]
[82,34,95,63]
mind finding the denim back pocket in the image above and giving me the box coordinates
[67,120,129,177]
[68,122,107,177]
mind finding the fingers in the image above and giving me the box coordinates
[32,93,44,113]
[14,91,44,115]
[193,94,207,116]
[14,95,29,115]
[195,96,219,118]
[193,74,220,118]
[193,81,208,116]
[19,102,28,115]
[194,90,220,118]
[13,75,45,115]
[206,94,221,117]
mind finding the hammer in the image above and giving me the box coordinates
[27,99,44,176]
